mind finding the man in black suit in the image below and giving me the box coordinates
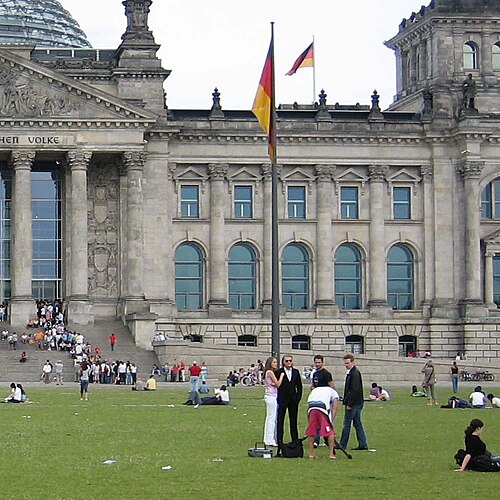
[275,355,303,454]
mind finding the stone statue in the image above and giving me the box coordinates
[462,73,476,110]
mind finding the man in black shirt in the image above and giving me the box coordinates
[311,354,335,448]
[311,354,335,389]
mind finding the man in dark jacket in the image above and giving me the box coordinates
[339,354,368,450]
[275,355,303,454]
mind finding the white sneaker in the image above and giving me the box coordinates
[193,404,199,409]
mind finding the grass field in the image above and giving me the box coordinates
[0,384,499,499]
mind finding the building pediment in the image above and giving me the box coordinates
[483,229,500,246]
[0,48,157,125]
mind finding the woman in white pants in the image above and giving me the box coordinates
[263,357,284,447]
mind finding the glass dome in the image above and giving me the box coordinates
[0,0,91,48]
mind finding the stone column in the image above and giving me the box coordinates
[409,45,417,86]
[458,160,487,316]
[481,32,495,83]
[484,251,495,309]
[10,150,35,324]
[123,151,147,308]
[261,164,272,315]
[421,165,435,316]
[315,164,338,317]
[368,165,391,318]
[67,151,93,324]
[208,163,230,317]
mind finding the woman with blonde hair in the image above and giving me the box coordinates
[263,356,285,447]
[421,360,437,406]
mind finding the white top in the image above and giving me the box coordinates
[491,397,500,408]
[470,391,486,406]
[42,363,52,374]
[307,386,339,415]
[380,388,390,400]
[12,386,22,402]
[215,388,230,402]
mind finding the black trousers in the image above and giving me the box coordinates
[276,400,299,446]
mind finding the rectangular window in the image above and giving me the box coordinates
[393,187,411,219]
[180,185,199,218]
[287,186,306,218]
[340,186,358,219]
[234,186,252,218]
[481,184,492,218]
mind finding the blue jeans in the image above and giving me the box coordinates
[451,374,459,393]
[340,405,367,449]
[189,376,199,393]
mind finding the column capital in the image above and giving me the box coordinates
[420,165,433,181]
[67,151,92,171]
[260,163,282,180]
[208,163,228,180]
[458,160,484,179]
[368,165,388,182]
[10,150,35,170]
[315,164,336,181]
[123,151,148,172]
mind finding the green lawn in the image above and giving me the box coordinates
[0,385,498,499]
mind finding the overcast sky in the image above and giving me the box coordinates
[61,0,421,110]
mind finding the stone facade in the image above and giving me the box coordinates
[0,0,499,363]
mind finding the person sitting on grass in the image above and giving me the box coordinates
[456,419,500,472]
[469,386,487,408]
[199,380,210,394]
[3,382,22,403]
[305,385,339,460]
[132,378,145,391]
[487,393,500,408]
[145,375,157,391]
[368,383,381,400]
[411,385,427,397]
[378,386,390,401]
[201,385,230,405]
[17,384,28,403]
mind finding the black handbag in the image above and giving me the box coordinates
[281,437,306,458]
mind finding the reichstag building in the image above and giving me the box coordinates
[0,0,499,362]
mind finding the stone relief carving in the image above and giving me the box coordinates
[0,65,79,118]
[88,162,120,297]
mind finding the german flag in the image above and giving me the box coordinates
[252,35,275,163]
[286,42,314,76]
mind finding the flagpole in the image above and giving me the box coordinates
[269,22,280,360]
[312,36,316,104]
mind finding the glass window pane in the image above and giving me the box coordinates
[493,43,500,71]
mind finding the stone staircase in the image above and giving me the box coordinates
[0,319,159,383]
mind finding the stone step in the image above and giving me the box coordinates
[0,319,159,383]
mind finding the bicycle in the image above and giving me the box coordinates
[241,372,257,387]
[471,370,495,382]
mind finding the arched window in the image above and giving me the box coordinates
[387,244,414,310]
[481,179,500,219]
[399,335,417,357]
[238,334,257,347]
[493,255,500,306]
[175,243,203,311]
[282,243,309,310]
[346,335,364,354]
[292,335,311,350]
[493,43,500,71]
[463,42,478,70]
[228,244,256,310]
[335,244,361,310]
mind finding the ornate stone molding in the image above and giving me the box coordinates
[368,165,389,182]
[208,163,229,180]
[10,150,35,170]
[420,165,433,181]
[121,0,156,45]
[67,151,92,171]
[260,163,282,180]
[457,160,484,179]
[123,151,148,172]
[315,164,336,181]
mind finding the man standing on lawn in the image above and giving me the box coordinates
[275,355,303,455]
[339,353,368,451]
[188,361,202,393]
